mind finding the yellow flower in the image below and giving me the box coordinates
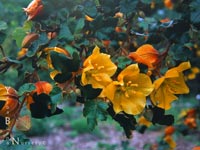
[150,62,191,110]
[81,46,117,89]
[103,64,154,115]
[138,116,152,127]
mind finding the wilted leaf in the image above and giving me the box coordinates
[15,115,31,131]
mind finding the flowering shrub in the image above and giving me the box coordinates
[0,0,200,149]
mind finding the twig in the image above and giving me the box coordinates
[0,45,6,57]
[8,96,27,135]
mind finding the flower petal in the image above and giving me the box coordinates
[129,44,160,68]
[166,73,189,94]
[118,64,140,82]
[120,91,146,115]
[150,81,178,110]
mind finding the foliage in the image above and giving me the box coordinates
[0,0,200,149]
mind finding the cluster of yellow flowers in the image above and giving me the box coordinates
[81,46,191,116]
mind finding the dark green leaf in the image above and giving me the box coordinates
[50,51,70,72]
[191,11,200,24]
[18,83,36,96]
[0,32,6,44]
[119,0,137,15]
[0,116,7,129]
[58,24,74,42]
[54,72,72,83]
[0,101,5,110]
[83,100,108,130]
[151,106,174,126]
[30,93,50,118]
[107,105,137,138]
[83,0,97,17]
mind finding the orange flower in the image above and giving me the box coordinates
[34,81,52,95]
[23,0,43,21]
[0,84,19,118]
[164,0,174,9]
[184,117,197,129]
[129,44,160,69]
[165,126,175,135]
[164,135,176,149]
[160,18,171,23]
[193,146,200,150]
[26,81,52,109]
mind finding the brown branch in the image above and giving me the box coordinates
[8,96,27,135]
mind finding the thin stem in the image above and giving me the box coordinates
[0,45,6,57]
[160,42,172,60]
[8,96,27,135]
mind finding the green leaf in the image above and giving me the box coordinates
[116,56,131,69]
[54,72,72,83]
[0,32,6,44]
[83,100,108,130]
[83,1,97,17]
[50,86,63,104]
[0,21,7,31]
[18,83,36,96]
[191,11,200,24]
[69,52,80,72]
[119,0,137,15]
[50,51,80,73]
[12,27,26,48]
[50,51,70,72]
[74,18,85,34]
[23,20,33,32]
[141,0,152,4]
[58,24,74,42]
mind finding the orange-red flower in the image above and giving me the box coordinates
[0,84,19,118]
[164,0,174,9]
[165,126,175,135]
[23,0,43,21]
[184,117,197,129]
[129,44,160,70]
